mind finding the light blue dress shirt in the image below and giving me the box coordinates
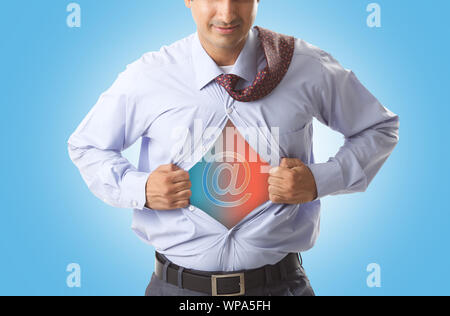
[67,26,400,272]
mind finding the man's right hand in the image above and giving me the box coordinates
[144,164,192,210]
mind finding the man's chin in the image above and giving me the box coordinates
[210,34,243,49]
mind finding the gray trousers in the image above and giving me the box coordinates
[145,262,315,296]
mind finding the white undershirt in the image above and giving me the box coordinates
[219,65,235,74]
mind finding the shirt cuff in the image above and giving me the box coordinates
[120,170,151,210]
[306,158,345,200]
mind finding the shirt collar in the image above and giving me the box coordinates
[191,26,259,90]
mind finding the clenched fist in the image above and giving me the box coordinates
[268,158,318,204]
[145,164,192,210]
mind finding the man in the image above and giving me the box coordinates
[68,0,399,296]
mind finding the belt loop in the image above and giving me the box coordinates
[177,267,185,288]
[162,261,170,282]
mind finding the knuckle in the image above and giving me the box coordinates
[166,196,176,204]
[169,164,177,171]
[287,172,295,181]
[269,194,279,203]
[169,201,177,208]
[177,200,189,208]
[179,191,189,199]
[162,186,172,195]
[177,169,187,176]
[163,176,171,186]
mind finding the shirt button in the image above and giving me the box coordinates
[227,108,234,115]
[188,205,195,211]
[131,201,138,208]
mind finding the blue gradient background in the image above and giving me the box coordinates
[1,0,448,296]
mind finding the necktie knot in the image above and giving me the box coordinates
[215,73,241,91]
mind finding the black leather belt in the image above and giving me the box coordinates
[154,252,302,296]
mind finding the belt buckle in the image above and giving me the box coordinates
[211,273,245,296]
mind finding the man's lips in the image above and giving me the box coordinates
[213,25,240,34]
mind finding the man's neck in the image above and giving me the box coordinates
[198,33,248,66]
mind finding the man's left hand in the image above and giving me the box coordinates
[268,158,318,204]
